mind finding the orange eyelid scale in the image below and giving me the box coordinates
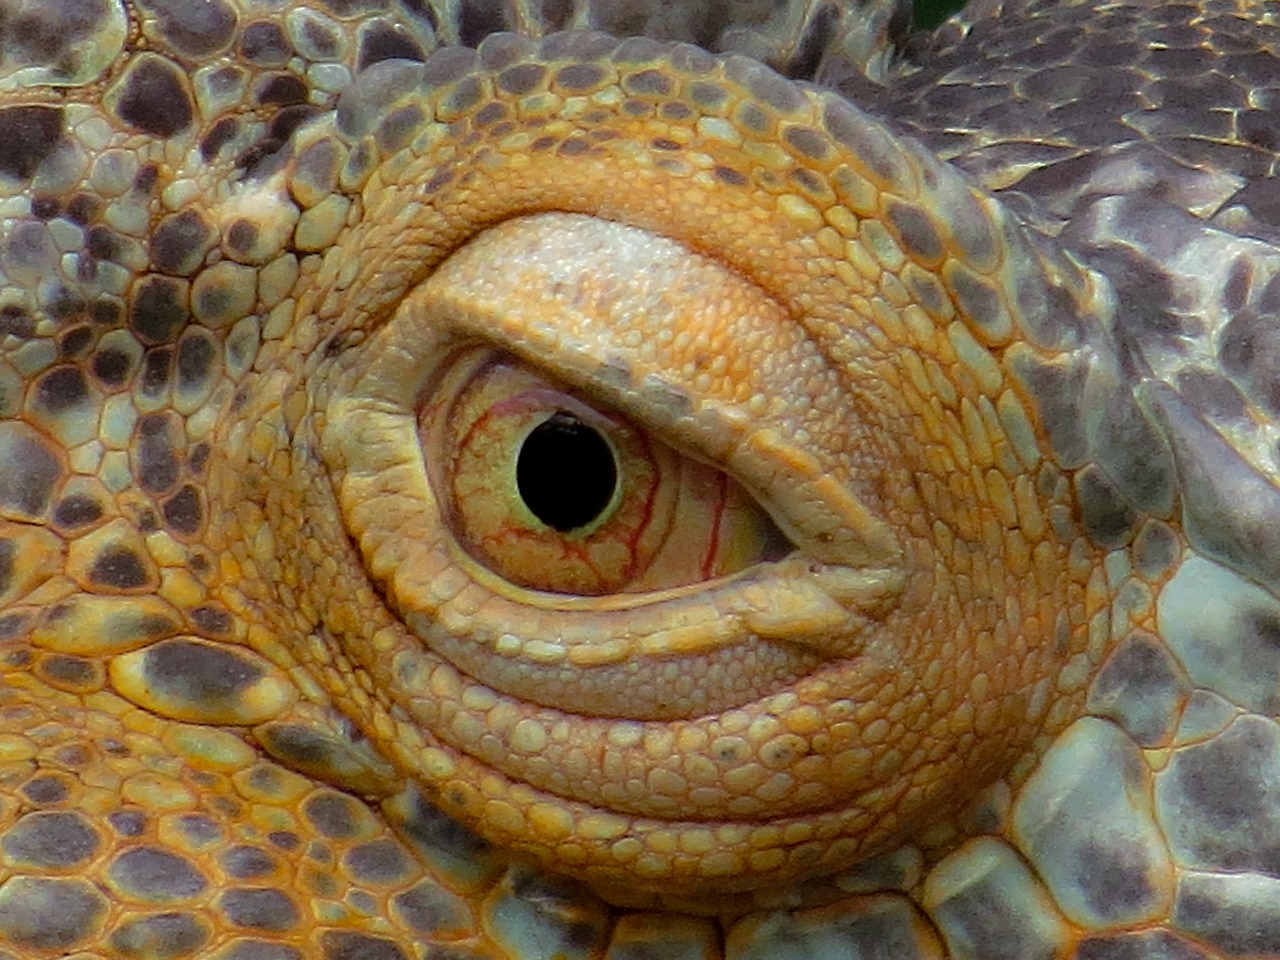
[419,354,785,595]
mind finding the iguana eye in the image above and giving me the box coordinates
[422,353,788,595]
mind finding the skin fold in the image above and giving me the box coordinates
[1,0,1279,957]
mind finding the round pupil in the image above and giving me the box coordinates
[517,412,618,532]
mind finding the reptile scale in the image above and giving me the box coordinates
[0,0,1277,956]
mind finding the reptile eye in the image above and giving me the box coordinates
[319,211,915,892]
[421,354,788,596]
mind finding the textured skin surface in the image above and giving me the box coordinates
[3,0,1280,957]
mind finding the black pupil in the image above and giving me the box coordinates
[517,412,618,532]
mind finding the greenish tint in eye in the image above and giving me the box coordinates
[517,412,618,532]
[436,358,786,595]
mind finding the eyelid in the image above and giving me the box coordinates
[316,221,909,721]
[414,211,903,570]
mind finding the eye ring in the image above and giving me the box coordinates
[310,212,934,901]
[319,214,904,689]
[322,330,856,726]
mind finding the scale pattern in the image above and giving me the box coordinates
[1,0,1279,958]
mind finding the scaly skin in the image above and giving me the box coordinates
[2,0,1280,957]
